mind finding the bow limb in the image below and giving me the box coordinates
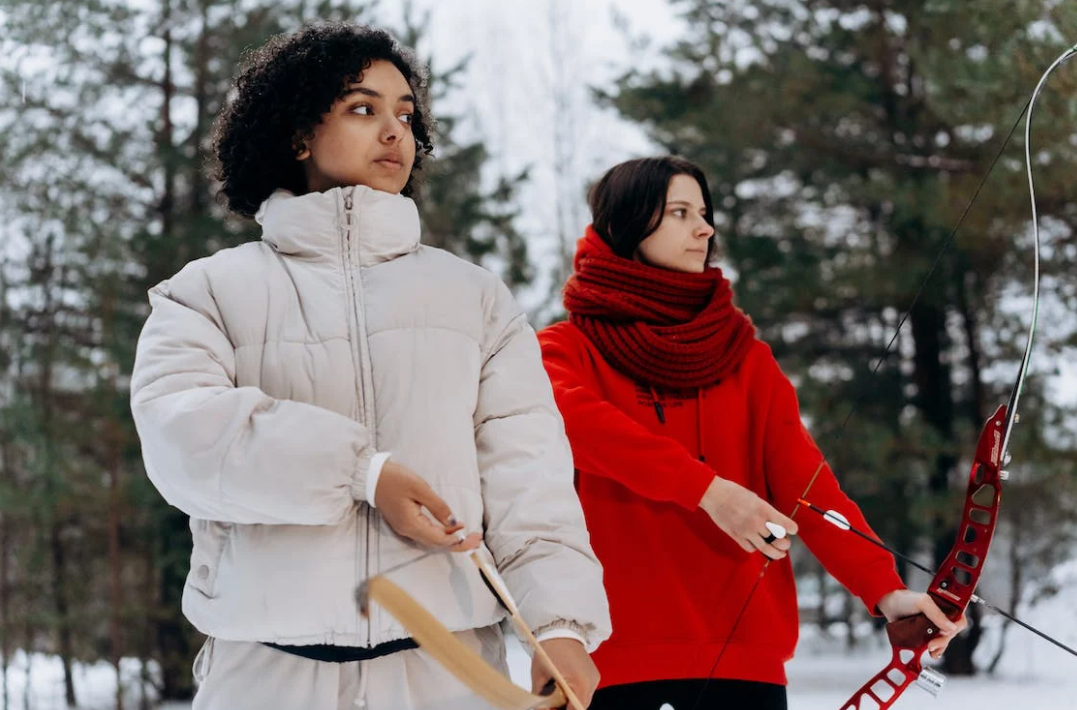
[364,574,568,710]
[466,550,588,710]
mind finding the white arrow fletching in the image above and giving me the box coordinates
[823,510,851,531]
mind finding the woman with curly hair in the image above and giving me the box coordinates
[538,156,967,709]
[130,22,608,710]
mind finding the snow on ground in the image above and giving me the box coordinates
[0,654,159,710]
[5,583,1076,709]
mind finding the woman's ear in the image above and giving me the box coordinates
[293,135,311,161]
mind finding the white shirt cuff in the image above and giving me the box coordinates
[534,628,588,648]
[366,452,392,507]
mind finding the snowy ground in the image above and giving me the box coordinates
[5,586,1076,710]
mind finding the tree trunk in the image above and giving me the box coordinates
[548,0,581,295]
[910,300,980,674]
[842,591,856,650]
[156,508,196,700]
[189,0,210,218]
[815,561,828,633]
[108,400,125,710]
[100,267,125,710]
[910,301,957,564]
[159,0,177,255]
[0,505,9,710]
[21,628,30,710]
[152,2,197,699]
[36,240,77,708]
[957,265,986,426]
[139,528,156,710]
[48,525,77,708]
[987,520,1023,673]
[109,464,124,710]
[0,262,9,710]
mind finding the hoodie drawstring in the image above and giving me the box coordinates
[697,388,706,462]
[354,659,369,708]
[650,385,706,462]
[649,385,666,424]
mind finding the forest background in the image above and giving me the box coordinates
[1,1,1076,707]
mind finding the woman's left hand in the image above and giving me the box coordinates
[877,589,968,659]
[531,638,599,709]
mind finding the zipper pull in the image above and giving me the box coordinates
[343,189,354,252]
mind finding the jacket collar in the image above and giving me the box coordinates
[256,185,421,266]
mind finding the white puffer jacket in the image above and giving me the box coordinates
[130,185,610,650]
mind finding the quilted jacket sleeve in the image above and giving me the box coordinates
[130,263,375,526]
[473,280,612,651]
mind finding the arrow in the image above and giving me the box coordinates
[798,497,1077,660]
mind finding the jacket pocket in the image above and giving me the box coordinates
[187,520,233,599]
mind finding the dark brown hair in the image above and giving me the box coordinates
[588,156,715,259]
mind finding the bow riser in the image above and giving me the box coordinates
[837,404,1006,709]
[838,644,920,710]
[838,602,962,709]
[929,405,1005,610]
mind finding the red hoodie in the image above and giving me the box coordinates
[538,321,904,688]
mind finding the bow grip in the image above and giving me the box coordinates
[885,595,962,651]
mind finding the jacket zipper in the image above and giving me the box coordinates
[341,188,375,647]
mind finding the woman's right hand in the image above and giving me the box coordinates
[698,476,798,560]
[374,460,482,551]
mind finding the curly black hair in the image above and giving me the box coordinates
[210,22,435,218]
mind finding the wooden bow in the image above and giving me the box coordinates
[358,546,585,710]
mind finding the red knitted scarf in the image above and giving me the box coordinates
[562,226,756,389]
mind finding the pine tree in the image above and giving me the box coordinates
[602,0,1077,674]
[0,0,533,703]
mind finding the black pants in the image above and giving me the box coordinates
[589,679,787,710]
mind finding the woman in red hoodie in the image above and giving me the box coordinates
[538,156,967,709]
